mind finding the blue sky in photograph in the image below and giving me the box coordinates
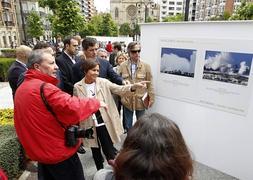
[205,50,253,67]
[161,47,195,61]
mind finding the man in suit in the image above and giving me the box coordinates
[7,45,32,98]
[72,38,123,85]
[56,37,79,95]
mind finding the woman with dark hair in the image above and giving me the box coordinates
[94,113,193,180]
[73,57,148,170]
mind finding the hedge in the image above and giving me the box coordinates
[0,58,15,82]
[0,49,16,58]
[0,109,24,179]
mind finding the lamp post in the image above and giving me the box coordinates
[136,0,156,22]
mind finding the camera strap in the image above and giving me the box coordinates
[40,82,66,130]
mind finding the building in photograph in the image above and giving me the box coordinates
[0,0,20,48]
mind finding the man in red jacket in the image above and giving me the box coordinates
[14,49,106,180]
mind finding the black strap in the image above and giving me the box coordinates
[40,82,66,130]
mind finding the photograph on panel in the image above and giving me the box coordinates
[203,51,253,86]
[160,47,196,78]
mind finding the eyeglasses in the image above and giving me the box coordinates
[131,50,141,53]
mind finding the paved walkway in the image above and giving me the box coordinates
[0,82,238,180]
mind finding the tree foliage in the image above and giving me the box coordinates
[38,0,58,13]
[39,0,85,37]
[26,11,44,39]
[80,13,118,37]
[210,11,231,21]
[119,23,131,36]
[230,1,253,20]
[162,14,184,22]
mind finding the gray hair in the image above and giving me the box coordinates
[97,48,107,53]
[27,49,49,69]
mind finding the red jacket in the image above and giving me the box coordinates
[14,69,100,164]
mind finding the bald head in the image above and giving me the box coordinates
[16,45,32,64]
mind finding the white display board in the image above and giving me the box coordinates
[140,21,253,180]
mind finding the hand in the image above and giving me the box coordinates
[132,81,150,90]
[99,101,108,110]
[123,80,130,85]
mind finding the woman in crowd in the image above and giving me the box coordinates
[73,57,148,170]
[113,53,128,132]
[113,52,127,73]
[94,112,193,180]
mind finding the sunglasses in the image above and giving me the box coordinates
[131,50,141,53]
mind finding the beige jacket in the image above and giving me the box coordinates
[73,77,132,148]
[118,60,155,110]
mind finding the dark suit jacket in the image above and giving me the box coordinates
[72,57,123,85]
[56,52,76,95]
[7,61,27,98]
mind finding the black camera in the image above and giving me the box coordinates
[65,125,94,147]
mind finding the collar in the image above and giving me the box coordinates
[16,59,27,68]
[25,69,59,86]
[63,51,75,61]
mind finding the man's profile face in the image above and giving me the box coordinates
[84,44,98,60]
[35,53,59,78]
[66,39,79,56]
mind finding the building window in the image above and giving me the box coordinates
[3,36,7,47]
[177,2,182,5]
[115,7,119,18]
[169,7,174,10]
[169,1,175,5]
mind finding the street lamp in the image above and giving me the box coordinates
[136,0,156,22]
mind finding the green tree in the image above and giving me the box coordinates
[162,14,184,22]
[26,11,44,39]
[80,13,118,37]
[79,15,103,36]
[119,23,131,36]
[39,0,85,37]
[99,13,118,36]
[210,11,231,21]
[38,0,58,13]
[230,1,253,20]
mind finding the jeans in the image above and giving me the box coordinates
[123,106,145,131]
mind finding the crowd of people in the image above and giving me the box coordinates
[6,36,193,180]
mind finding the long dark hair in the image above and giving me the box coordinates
[114,113,193,180]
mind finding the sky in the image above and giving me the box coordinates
[94,0,110,12]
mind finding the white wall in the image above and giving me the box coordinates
[140,21,253,180]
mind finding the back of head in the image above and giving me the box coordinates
[113,42,122,51]
[114,113,193,180]
[16,45,32,63]
[82,37,97,50]
[33,42,50,50]
[73,35,82,45]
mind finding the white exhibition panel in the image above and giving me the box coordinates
[140,21,253,180]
